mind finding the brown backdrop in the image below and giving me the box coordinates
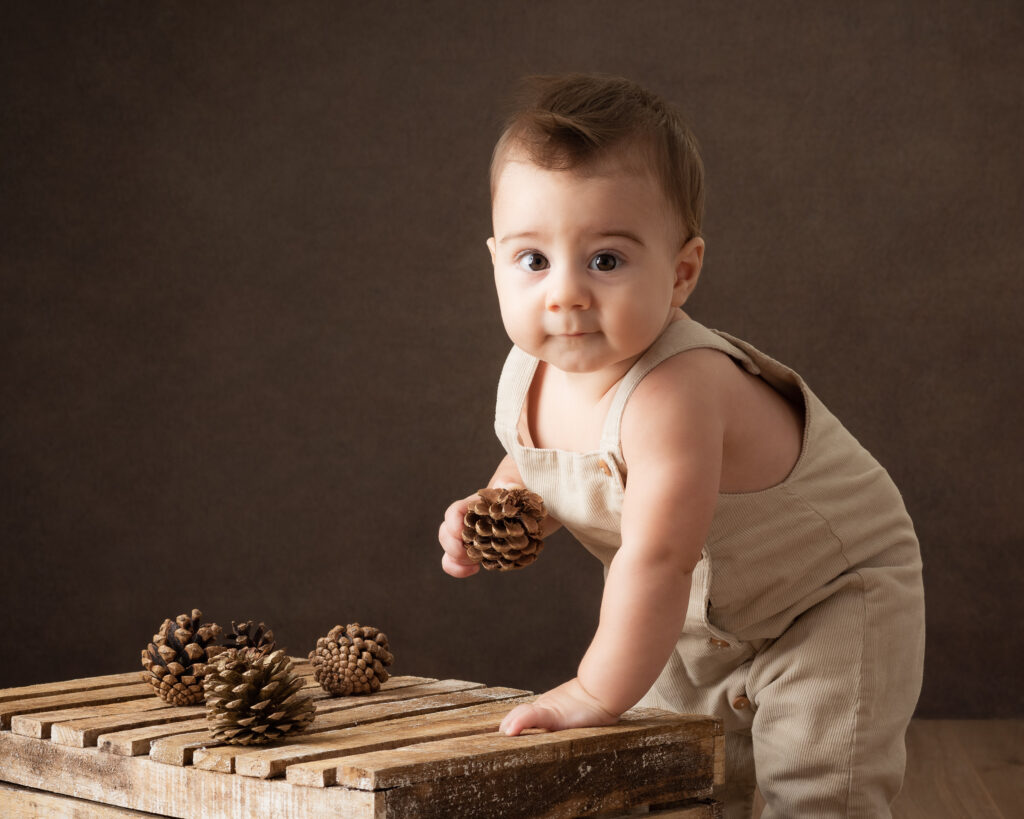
[2,2,1022,717]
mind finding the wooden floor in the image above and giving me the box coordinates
[749,719,1023,819]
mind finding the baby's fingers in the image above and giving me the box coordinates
[441,549,479,578]
[500,703,558,736]
[439,498,480,578]
[442,497,471,539]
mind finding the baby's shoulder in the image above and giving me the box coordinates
[632,346,745,405]
[622,347,740,435]
[623,344,805,491]
[617,347,738,471]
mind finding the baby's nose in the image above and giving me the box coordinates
[545,267,590,311]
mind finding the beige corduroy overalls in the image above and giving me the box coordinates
[493,318,925,819]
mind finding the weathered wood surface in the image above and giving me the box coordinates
[225,695,531,780]
[0,668,723,818]
[0,662,317,730]
[641,802,722,818]
[0,682,155,729]
[0,780,159,817]
[98,674,441,757]
[338,714,721,819]
[12,696,174,740]
[0,729,378,817]
[146,677,486,766]
[0,672,142,704]
[337,715,719,790]
[0,777,720,819]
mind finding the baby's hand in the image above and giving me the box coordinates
[439,493,481,578]
[500,678,619,736]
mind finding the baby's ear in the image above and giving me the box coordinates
[672,236,705,307]
[486,237,497,266]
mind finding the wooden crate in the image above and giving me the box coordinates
[0,661,723,817]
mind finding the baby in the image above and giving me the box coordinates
[438,74,924,818]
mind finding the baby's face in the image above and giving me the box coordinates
[488,156,698,376]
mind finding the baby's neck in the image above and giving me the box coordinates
[526,361,626,453]
[545,362,633,408]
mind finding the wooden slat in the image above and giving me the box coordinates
[289,674,436,701]
[11,697,171,739]
[147,729,213,766]
[0,684,155,729]
[100,718,212,757]
[309,677,477,708]
[337,712,716,790]
[0,780,160,817]
[52,705,208,748]
[98,675,448,757]
[205,691,531,779]
[0,672,144,705]
[349,675,435,689]
[293,684,520,732]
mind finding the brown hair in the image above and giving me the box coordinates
[490,74,705,241]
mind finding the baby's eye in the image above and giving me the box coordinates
[590,253,620,272]
[516,252,549,272]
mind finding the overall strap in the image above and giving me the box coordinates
[494,345,539,448]
[598,318,761,451]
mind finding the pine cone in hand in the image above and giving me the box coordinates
[462,487,546,570]
[308,623,393,696]
[204,648,315,745]
[139,609,226,706]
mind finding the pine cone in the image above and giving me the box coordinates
[462,487,546,570]
[139,609,226,706]
[224,619,276,655]
[308,623,393,696]
[204,648,316,745]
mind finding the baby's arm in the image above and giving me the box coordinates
[439,454,562,578]
[500,354,723,734]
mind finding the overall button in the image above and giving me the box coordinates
[732,696,751,710]
[708,638,731,648]
[598,460,612,476]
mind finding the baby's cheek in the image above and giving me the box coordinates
[631,304,671,344]
[495,300,523,340]
[605,312,644,348]
[512,302,542,336]
[501,315,541,354]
